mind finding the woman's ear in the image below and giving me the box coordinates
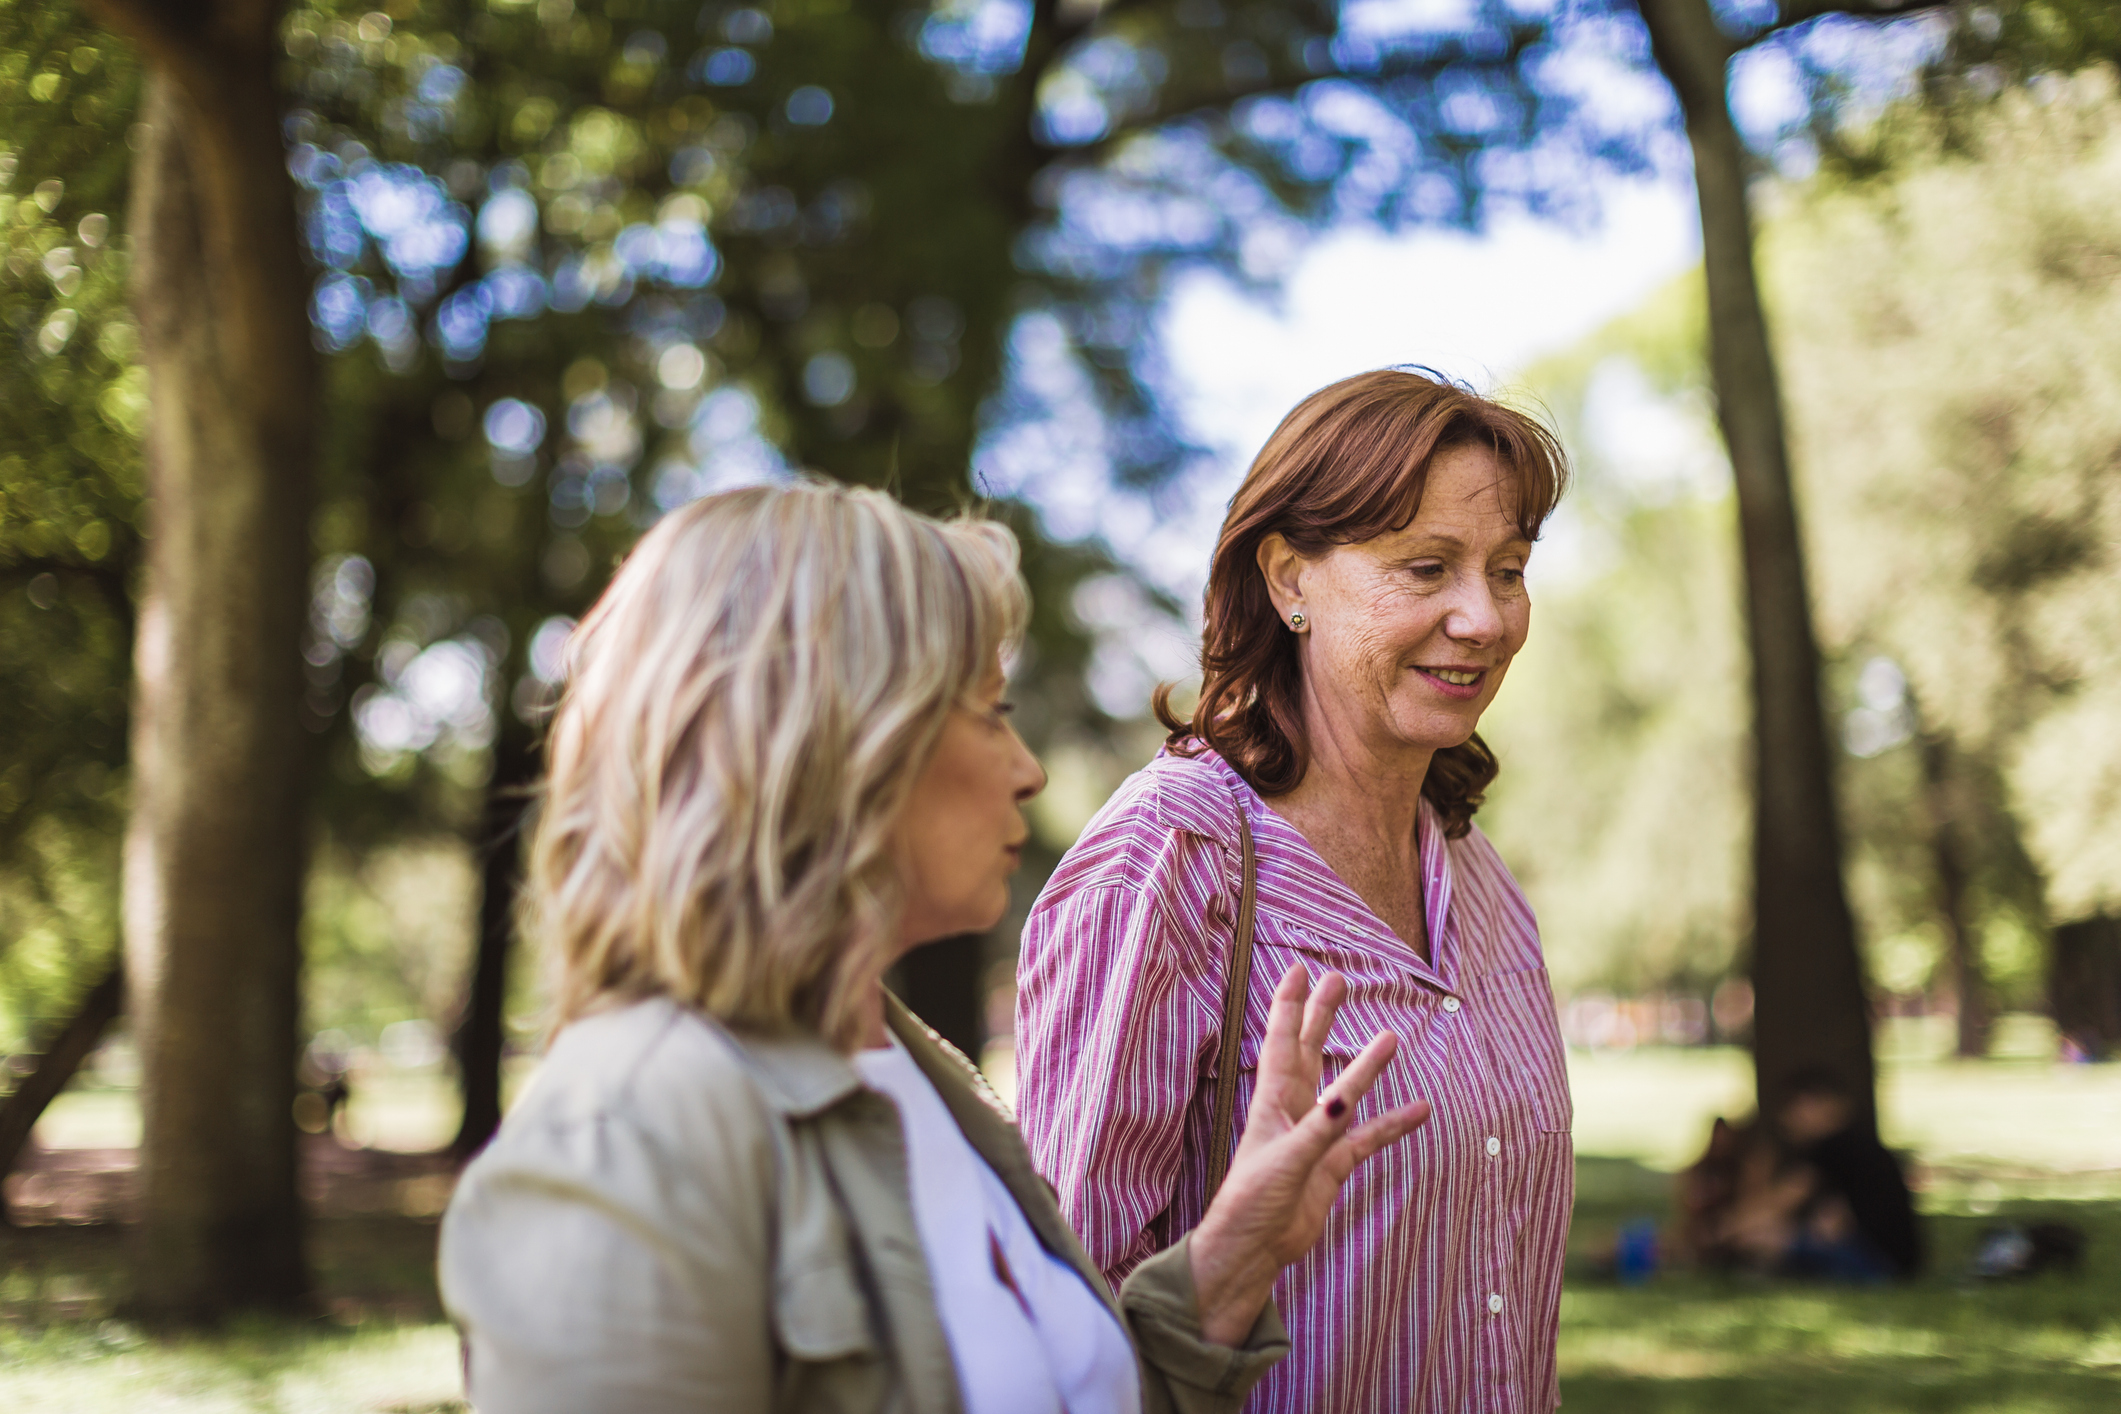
[1256,533,1307,624]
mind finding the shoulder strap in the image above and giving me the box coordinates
[1204,803,1259,1205]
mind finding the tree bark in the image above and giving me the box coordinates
[450,721,540,1159]
[1636,0,1880,1133]
[1917,728,1989,1057]
[94,0,318,1320]
[896,934,987,1061]
[0,962,125,1221]
[2051,915,2121,1060]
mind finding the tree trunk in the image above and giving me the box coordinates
[895,934,987,1061]
[451,721,540,1159]
[1917,729,1989,1057]
[1636,0,1880,1133]
[0,961,125,1221]
[2052,915,2121,1060]
[96,0,319,1320]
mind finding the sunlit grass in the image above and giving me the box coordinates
[1561,1153,2121,1413]
[0,1321,463,1414]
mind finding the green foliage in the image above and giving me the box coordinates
[1482,490,1749,997]
[1488,70,2121,1002]
[304,840,479,1044]
[1770,67,2121,929]
[0,0,139,1046]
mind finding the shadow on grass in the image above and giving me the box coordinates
[1560,1371,2121,1414]
[1562,1154,2121,1412]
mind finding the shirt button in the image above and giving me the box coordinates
[1488,1293,1504,1314]
[1442,996,1461,1013]
[1485,1136,1501,1157]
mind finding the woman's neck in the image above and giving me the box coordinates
[1265,717,1434,956]
[1277,704,1432,851]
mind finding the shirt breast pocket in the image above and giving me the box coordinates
[1469,966,1572,1134]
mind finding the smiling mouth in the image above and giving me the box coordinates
[1420,667,1484,687]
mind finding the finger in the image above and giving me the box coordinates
[1298,971,1345,1055]
[1266,1032,1403,1172]
[1282,971,1343,1119]
[1248,964,1313,1114]
[1315,1029,1401,1116]
[1345,1100,1432,1163]
[1271,1069,1378,1171]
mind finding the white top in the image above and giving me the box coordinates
[851,1038,1142,1414]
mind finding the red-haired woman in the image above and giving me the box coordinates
[1016,370,1574,1413]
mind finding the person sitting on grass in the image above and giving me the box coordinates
[1773,1067,1923,1281]
[1679,1069,1922,1281]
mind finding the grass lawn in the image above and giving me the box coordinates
[4,1045,2117,1411]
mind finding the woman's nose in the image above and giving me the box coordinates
[1444,572,1505,643]
[1015,740,1048,802]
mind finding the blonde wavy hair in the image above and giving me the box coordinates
[528,480,1028,1050]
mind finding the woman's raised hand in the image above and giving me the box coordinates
[1186,964,1431,1345]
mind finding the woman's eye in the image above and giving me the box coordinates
[1409,562,1447,581]
[993,700,1017,719]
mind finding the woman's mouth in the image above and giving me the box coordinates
[1414,666,1485,699]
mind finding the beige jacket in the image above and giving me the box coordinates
[439,993,1288,1413]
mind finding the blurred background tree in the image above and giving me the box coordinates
[1484,49,2121,1063]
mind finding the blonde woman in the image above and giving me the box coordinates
[439,481,1431,1414]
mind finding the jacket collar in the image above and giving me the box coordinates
[716,993,1021,1124]
[722,1026,866,1120]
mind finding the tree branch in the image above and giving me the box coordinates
[0,961,124,1219]
[1763,0,1950,44]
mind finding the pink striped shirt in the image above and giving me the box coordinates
[1015,746,1572,1413]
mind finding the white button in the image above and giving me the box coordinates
[1485,1136,1501,1156]
[1442,996,1461,1013]
[1487,1293,1504,1314]
[1345,923,1362,935]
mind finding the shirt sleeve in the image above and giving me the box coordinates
[1015,826,1225,1288]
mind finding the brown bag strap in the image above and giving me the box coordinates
[1204,804,1259,1206]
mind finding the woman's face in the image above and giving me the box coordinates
[894,663,1047,951]
[1262,441,1533,764]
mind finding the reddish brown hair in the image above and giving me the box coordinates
[1154,368,1569,839]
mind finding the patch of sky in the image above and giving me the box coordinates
[567,388,643,471]
[311,273,373,352]
[417,62,467,105]
[919,0,1032,76]
[695,48,757,86]
[1340,0,1481,42]
[483,398,546,457]
[613,219,720,287]
[785,86,834,126]
[352,634,497,773]
[661,385,788,502]
[341,165,470,280]
[477,188,539,264]
[528,616,576,686]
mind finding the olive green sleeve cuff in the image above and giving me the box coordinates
[1118,1233,1290,1412]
